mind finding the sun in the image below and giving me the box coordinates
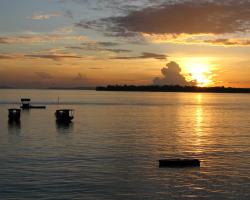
[182,59,214,87]
[188,63,212,87]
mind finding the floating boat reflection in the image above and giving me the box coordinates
[8,120,21,131]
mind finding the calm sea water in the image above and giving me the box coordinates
[0,89,250,200]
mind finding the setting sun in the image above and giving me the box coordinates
[189,63,212,87]
[181,59,214,87]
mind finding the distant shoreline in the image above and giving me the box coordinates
[1,85,250,93]
[96,85,250,93]
[0,87,95,90]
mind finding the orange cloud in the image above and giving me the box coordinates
[142,33,250,46]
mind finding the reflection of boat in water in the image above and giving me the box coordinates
[56,120,74,133]
[8,108,21,122]
[55,109,74,123]
[8,120,21,130]
[20,98,46,109]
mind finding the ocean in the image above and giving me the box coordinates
[0,89,249,199]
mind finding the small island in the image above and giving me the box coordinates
[96,85,250,93]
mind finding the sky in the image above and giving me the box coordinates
[0,0,250,88]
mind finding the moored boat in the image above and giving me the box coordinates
[55,109,74,122]
[20,98,46,109]
[8,108,21,121]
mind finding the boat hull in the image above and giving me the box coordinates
[21,106,46,109]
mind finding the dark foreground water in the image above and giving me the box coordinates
[0,89,250,200]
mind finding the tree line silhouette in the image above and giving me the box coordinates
[96,85,250,93]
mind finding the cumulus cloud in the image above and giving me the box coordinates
[153,61,196,86]
[112,52,167,60]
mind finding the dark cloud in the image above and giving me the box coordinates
[112,52,167,60]
[59,0,166,13]
[0,38,9,44]
[35,72,53,79]
[0,54,22,59]
[82,1,250,36]
[97,42,119,47]
[153,61,197,86]
[68,46,130,53]
[75,19,139,39]
[75,21,95,29]
[0,54,13,59]
[25,54,82,61]
[1,53,81,61]
[67,41,131,53]
[204,38,250,46]
[107,49,131,53]
[0,35,84,44]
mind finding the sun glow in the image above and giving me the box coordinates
[182,59,214,87]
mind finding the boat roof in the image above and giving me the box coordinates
[21,98,31,101]
[8,108,21,111]
[56,109,74,111]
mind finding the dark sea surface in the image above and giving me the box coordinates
[0,89,250,200]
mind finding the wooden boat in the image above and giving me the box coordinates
[8,108,21,121]
[55,109,74,122]
[159,159,200,168]
[20,98,46,109]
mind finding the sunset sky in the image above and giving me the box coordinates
[1,0,250,88]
